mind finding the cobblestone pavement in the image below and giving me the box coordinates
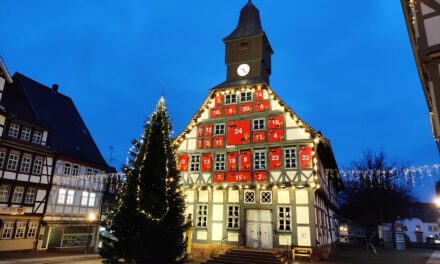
[0,247,436,264]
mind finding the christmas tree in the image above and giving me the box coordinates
[101,97,186,264]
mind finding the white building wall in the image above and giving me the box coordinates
[396,218,440,242]
[44,159,105,222]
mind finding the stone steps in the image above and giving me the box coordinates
[202,249,288,264]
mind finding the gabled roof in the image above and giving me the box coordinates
[2,72,107,168]
[224,0,264,42]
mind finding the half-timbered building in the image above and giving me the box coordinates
[174,1,342,261]
[0,72,55,252]
[0,72,108,252]
[401,0,440,152]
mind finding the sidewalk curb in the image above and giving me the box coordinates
[0,255,100,264]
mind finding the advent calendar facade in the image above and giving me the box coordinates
[173,1,342,260]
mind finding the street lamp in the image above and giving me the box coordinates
[85,212,97,257]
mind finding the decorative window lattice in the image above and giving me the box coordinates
[244,190,256,204]
[260,191,272,204]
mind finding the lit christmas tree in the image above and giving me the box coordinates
[101,97,186,264]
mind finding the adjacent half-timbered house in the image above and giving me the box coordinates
[0,72,108,252]
[174,1,342,260]
[401,0,440,152]
[0,72,55,252]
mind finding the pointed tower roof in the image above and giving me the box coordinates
[224,0,263,41]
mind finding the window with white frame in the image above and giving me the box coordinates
[32,159,43,175]
[284,147,297,169]
[214,124,225,135]
[72,164,79,176]
[240,91,252,102]
[253,150,266,170]
[214,153,226,171]
[8,123,20,138]
[260,191,272,204]
[24,188,36,204]
[227,205,240,229]
[88,192,96,206]
[86,168,94,176]
[81,191,89,206]
[0,151,5,168]
[196,204,208,227]
[190,154,200,172]
[225,94,237,104]
[20,127,32,141]
[27,222,38,238]
[244,190,256,204]
[15,222,26,238]
[278,206,292,231]
[20,156,32,173]
[94,169,100,175]
[57,188,67,204]
[66,190,75,205]
[1,222,14,239]
[0,185,10,202]
[32,130,42,144]
[12,186,24,203]
[252,118,265,130]
[7,153,19,171]
[64,163,72,175]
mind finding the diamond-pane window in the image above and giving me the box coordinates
[244,190,255,204]
[260,191,272,204]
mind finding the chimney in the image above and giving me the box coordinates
[52,84,59,93]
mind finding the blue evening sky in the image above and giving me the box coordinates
[0,1,438,201]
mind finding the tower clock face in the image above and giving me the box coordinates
[237,63,250,77]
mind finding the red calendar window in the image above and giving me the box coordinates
[197,125,203,137]
[227,120,251,145]
[213,172,225,183]
[177,154,188,172]
[197,139,202,149]
[254,89,264,101]
[202,153,212,172]
[240,150,252,171]
[268,148,282,170]
[255,101,270,112]
[239,103,253,114]
[253,171,267,182]
[203,138,212,149]
[213,136,225,148]
[268,115,284,129]
[299,146,313,169]
[227,152,238,172]
[252,131,266,143]
[214,94,223,106]
[204,124,213,137]
[225,105,238,116]
[268,129,284,142]
[210,107,223,118]
[227,172,251,183]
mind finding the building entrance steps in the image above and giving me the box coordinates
[202,248,288,264]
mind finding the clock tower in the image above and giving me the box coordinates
[217,0,273,88]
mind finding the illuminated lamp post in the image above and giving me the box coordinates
[85,211,97,257]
